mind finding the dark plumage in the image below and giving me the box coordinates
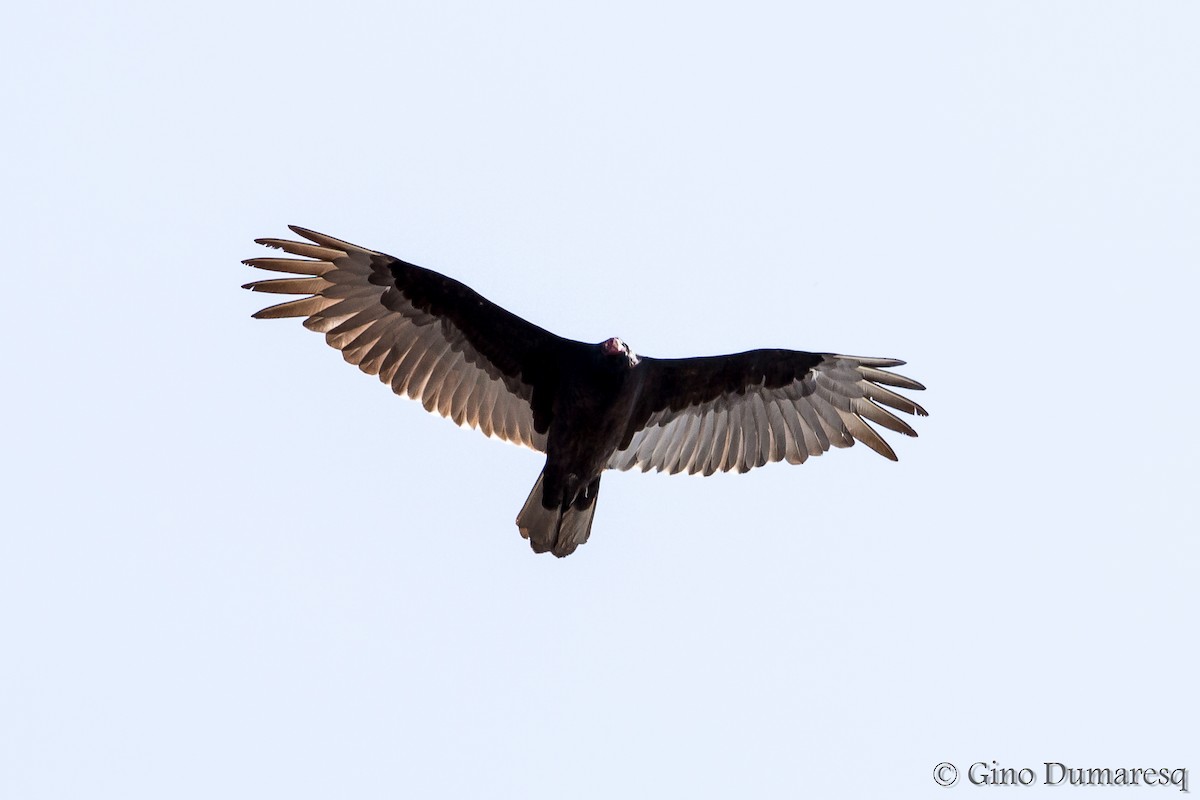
[243,227,928,557]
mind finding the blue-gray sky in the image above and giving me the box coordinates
[3,2,1197,797]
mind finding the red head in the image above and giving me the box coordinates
[601,337,639,366]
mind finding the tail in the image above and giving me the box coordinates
[515,471,600,558]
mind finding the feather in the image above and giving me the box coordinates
[241,277,331,294]
[242,257,333,276]
[254,238,346,262]
[251,295,333,320]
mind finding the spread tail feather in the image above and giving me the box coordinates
[516,471,600,558]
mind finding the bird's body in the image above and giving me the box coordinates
[244,227,927,557]
[520,340,641,553]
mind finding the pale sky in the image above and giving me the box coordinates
[2,2,1197,798]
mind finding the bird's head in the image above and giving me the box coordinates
[601,336,640,366]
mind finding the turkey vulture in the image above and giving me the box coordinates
[243,227,927,557]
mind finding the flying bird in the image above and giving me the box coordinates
[243,227,927,557]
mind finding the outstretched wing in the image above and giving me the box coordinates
[609,350,927,475]
[243,226,583,451]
